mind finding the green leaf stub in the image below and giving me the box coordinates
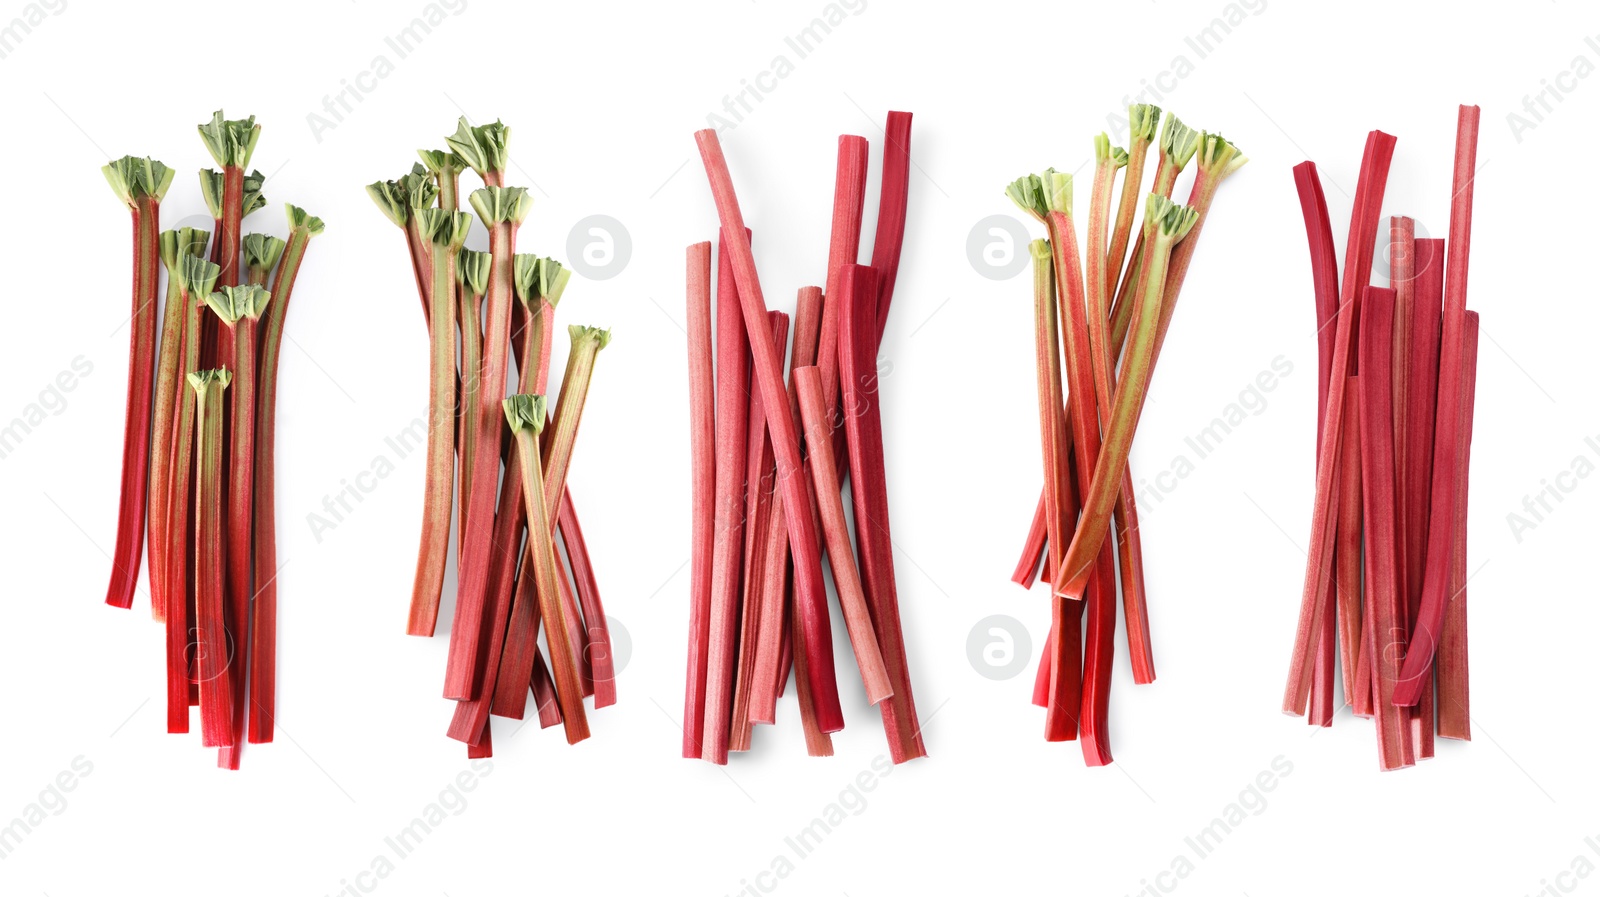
[286,203,326,236]
[445,117,511,178]
[188,368,233,393]
[469,186,531,225]
[502,394,547,434]
[197,110,261,169]
[458,249,492,296]
[243,233,288,272]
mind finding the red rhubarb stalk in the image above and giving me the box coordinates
[695,130,844,734]
[838,263,926,762]
[249,206,322,743]
[1356,287,1414,769]
[694,228,752,760]
[1336,383,1368,715]
[149,227,210,622]
[795,365,893,704]
[817,136,869,423]
[455,249,490,553]
[1436,311,1479,739]
[869,111,913,342]
[1280,130,1395,715]
[1394,105,1481,707]
[685,240,715,742]
[102,156,172,609]
[444,186,529,700]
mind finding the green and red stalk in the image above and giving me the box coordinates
[205,284,272,766]
[365,173,436,326]
[162,255,221,733]
[1355,287,1414,770]
[1052,194,1199,601]
[446,117,511,189]
[492,322,608,722]
[190,369,233,747]
[409,211,471,640]
[817,136,869,428]
[1280,130,1395,716]
[249,206,322,744]
[1020,234,1078,740]
[102,155,173,610]
[1394,105,1481,707]
[869,112,913,343]
[695,131,844,734]
[694,227,752,760]
[1106,105,1161,298]
[750,287,825,725]
[838,263,925,763]
[444,186,529,700]
[1107,115,1197,349]
[149,227,211,622]
[795,365,894,705]
[1045,191,1122,764]
[418,149,466,213]
[504,395,590,744]
[197,112,260,289]
[1436,311,1479,740]
[454,249,490,557]
[559,492,614,706]
[729,312,790,751]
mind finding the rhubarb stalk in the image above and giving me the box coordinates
[102,155,173,610]
[1436,311,1479,739]
[190,369,233,747]
[1394,105,1481,707]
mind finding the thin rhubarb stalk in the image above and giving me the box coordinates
[1032,447,1084,709]
[418,149,465,212]
[559,491,614,706]
[1106,105,1160,297]
[190,369,233,747]
[817,135,869,425]
[1356,287,1414,770]
[409,211,470,640]
[1020,235,1077,741]
[493,324,609,720]
[150,227,210,623]
[455,249,490,553]
[729,312,788,752]
[751,286,825,725]
[696,130,844,734]
[792,585,834,757]
[1012,497,1048,587]
[446,117,510,188]
[102,155,172,610]
[366,174,435,326]
[869,111,913,342]
[1394,105,1481,707]
[839,263,925,762]
[1052,195,1199,600]
[163,257,221,733]
[1108,115,1197,349]
[1336,383,1368,715]
[444,186,529,700]
[1045,193,1122,764]
[197,111,260,287]
[1436,311,1479,740]
[795,365,893,704]
[686,240,715,739]
[694,227,751,760]
[1281,130,1395,715]
[504,395,589,744]
[248,206,320,744]
[1400,238,1444,712]
[206,284,272,762]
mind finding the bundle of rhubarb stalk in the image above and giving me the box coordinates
[1009,107,1245,765]
[369,118,615,756]
[683,113,923,764]
[1281,106,1482,770]
[101,111,323,768]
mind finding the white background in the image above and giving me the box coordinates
[0,0,1590,894]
